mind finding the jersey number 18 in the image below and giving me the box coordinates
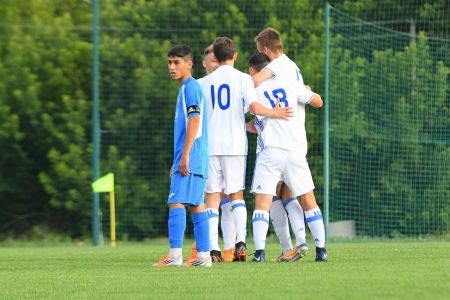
[263,88,289,108]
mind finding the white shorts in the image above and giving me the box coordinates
[251,147,314,196]
[205,155,246,195]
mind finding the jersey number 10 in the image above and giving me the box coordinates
[210,84,230,110]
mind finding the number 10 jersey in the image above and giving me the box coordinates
[198,65,257,156]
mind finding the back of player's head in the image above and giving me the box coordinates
[204,44,214,56]
[213,37,236,63]
[168,45,193,61]
[248,53,271,72]
[254,27,283,52]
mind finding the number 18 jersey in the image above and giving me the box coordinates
[199,65,257,155]
[254,76,313,155]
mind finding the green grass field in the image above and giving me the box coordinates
[1,240,449,299]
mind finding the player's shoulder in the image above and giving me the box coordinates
[196,76,205,86]
[256,76,277,91]
[183,77,204,97]
[232,68,252,82]
[185,76,202,89]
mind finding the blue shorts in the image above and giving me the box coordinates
[167,172,206,206]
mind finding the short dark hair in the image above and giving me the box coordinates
[204,44,214,56]
[213,37,236,62]
[248,53,270,72]
[254,27,283,52]
[168,45,193,61]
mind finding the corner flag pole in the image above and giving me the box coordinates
[92,173,116,247]
[110,189,116,247]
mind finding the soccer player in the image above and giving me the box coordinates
[199,37,293,262]
[189,44,236,262]
[248,52,325,262]
[246,120,307,262]
[153,45,211,268]
[272,183,308,262]
[201,44,219,75]
[253,28,328,262]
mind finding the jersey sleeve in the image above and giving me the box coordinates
[184,81,204,117]
[263,59,282,78]
[296,84,314,104]
[241,74,258,113]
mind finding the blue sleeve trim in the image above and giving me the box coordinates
[305,93,314,104]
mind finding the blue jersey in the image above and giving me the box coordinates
[172,77,208,177]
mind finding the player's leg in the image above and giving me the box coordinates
[250,147,283,262]
[283,152,326,262]
[270,182,294,261]
[284,155,327,262]
[252,193,273,262]
[229,190,247,261]
[205,192,222,262]
[280,183,308,262]
[153,173,187,267]
[204,155,224,262]
[222,155,248,261]
[184,174,212,267]
[219,192,236,262]
[298,191,327,262]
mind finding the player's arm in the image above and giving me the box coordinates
[246,118,257,134]
[249,101,293,119]
[298,83,323,109]
[179,115,200,176]
[243,75,292,119]
[252,69,273,87]
[307,93,323,108]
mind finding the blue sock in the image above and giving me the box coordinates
[192,211,210,252]
[168,207,186,248]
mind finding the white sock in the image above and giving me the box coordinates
[197,251,210,259]
[252,210,270,250]
[284,198,307,246]
[169,248,182,258]
[270,197,293,253]
[220,199,236,250]
[305,207,326,248]
[231,200,247,243]
[206,208,220,251]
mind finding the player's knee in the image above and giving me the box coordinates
[298,190,316,209]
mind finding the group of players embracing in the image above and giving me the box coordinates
[153,28,328,268]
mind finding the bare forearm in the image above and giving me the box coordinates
[252,69,273,86]
[250,102,275,117]
[182,116,200,156]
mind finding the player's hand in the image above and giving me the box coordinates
[246,118,257,134]
[272,98,293,120]
[179,154,190,176]
[305,84,311,91]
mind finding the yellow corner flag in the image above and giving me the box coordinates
[92,173,114,192]
[91,172,117,247]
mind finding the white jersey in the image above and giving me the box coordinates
[199,65,257,155]
[264,54,305,88]
[254,75,313,154]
